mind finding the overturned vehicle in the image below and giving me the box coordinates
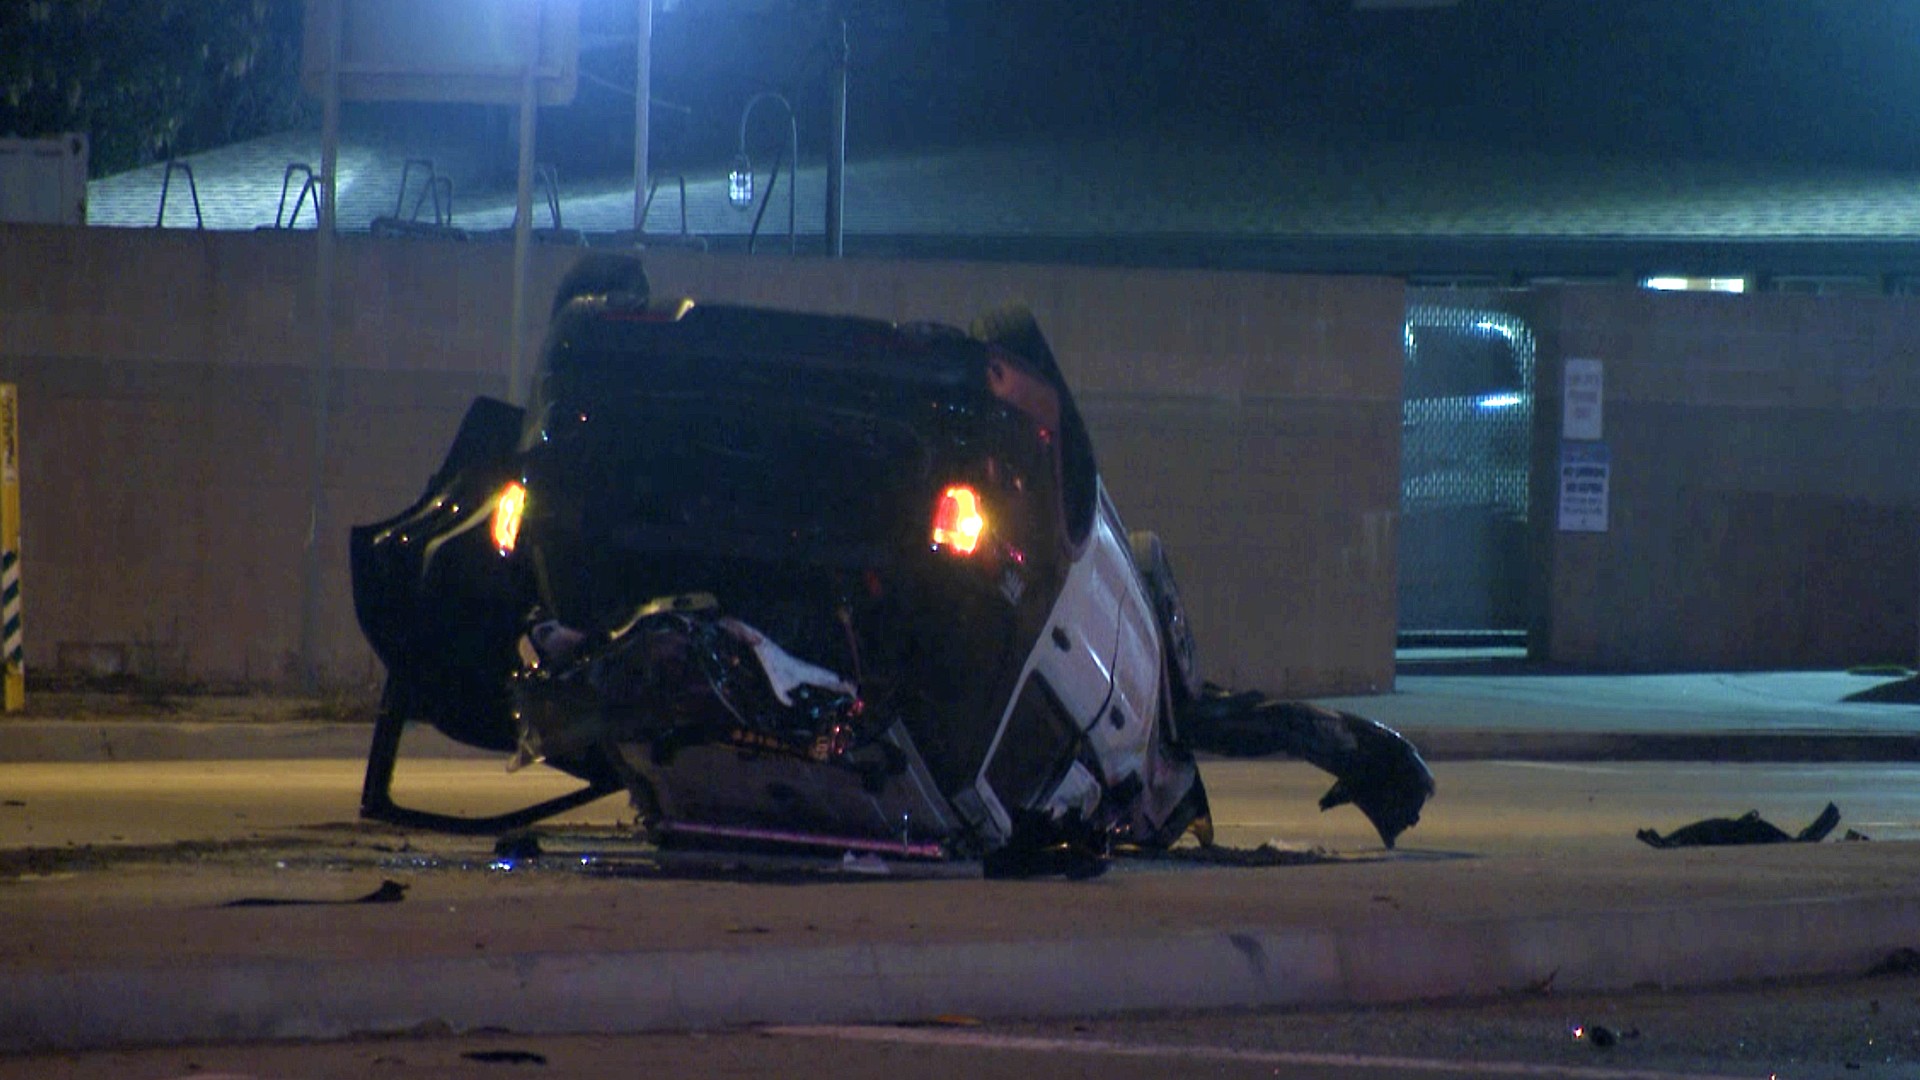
[351,256,1433,872]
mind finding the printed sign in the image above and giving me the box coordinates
[1558,440,1610,533]
[1563,358,1604,441]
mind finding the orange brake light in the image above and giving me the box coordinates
[931,484,986,556]
[492,481,527,554]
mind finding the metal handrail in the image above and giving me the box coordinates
[534,163,562,229]
[396,159,450,225]
[642,173,689,237]
[275,163,320,228]
[156,160,203,229]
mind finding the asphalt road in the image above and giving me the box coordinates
[2,756,1914,855]
[4,974,1915,1079]
[5,752,1919,1071]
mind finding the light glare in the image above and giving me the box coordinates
[492,481,527,553]
[931,485,986,555]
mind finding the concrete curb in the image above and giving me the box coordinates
[1409,730,1920,763]
[5,720,1917,765]
[5,893,1915,1053]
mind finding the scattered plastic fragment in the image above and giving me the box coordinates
[461,1049,548,1065]
[494,832,544,861]
[1636,803,1840,848]
[1570,1022,1638,1048]
[1154,840,1338,868]
[839,851,891,875]
[220,879,408,908]
[1184,685,1435,849]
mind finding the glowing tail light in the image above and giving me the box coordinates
[931,484,986,555]
[492,481,527,554]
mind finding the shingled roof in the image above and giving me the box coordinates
[83,127,1920,283]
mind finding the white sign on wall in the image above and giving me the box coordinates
[1563,357,1604,440]
[1558,441,1610,533]
[302,0,580,106]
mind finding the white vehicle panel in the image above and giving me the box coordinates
[1028,543,1119,729]
[1080,491,1160,783]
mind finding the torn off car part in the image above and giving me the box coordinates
[1636,802,1841,848]
[220,879,408,908]
[350,254,1432,872]
[1180,685,1435,848]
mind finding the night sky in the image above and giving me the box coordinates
[572,0,1920,173]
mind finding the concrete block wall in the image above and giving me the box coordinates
[0,225,542,687]
[1,227,1404,696]
[1522,286,1920,670]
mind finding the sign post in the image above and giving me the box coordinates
[297,0,579,686]
[1,384,22,710]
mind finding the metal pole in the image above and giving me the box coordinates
[298,0,343,691]
[508,5,542,406]
[632,0,652,236]
[825,15,847,258]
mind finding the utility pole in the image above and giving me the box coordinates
[825,14,847,257]
[632,0,652,236]
[298,0,344,691]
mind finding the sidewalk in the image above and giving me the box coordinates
[1323,668,1920,762]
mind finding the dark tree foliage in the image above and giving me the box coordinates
[0,0,309,177]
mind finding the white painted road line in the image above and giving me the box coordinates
[765,1025,1759,1080]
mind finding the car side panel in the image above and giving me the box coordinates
[1095,495,1164,786]
[968,484,1162,832]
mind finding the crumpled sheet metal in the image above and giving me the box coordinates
[1183,685,1436,849]
[1637,802,1842,848]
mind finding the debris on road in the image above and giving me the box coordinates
[1184,685,1435,848]
[1570,1022,1639,1048]
[1149,839,1340,868]
[220,879,408,908]
[461,1049,549,1065]
[1636,802,1841,848]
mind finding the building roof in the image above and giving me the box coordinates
[81,127,1920,285]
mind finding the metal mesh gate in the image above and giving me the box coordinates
[1399,302,1535,637]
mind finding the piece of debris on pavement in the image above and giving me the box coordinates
[1150,840,1342,868]
[461,1049,549,1065]
[1635,802,1841,848]
[1570,1022,1638,1048]
[220,879,409,908]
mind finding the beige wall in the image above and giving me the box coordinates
[1523,286,1920,670]
[1,226,1405,697]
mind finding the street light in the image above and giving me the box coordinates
[731,91,797,254]
[728,153,754,209]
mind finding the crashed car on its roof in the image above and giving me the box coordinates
[350,255,1433,874]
